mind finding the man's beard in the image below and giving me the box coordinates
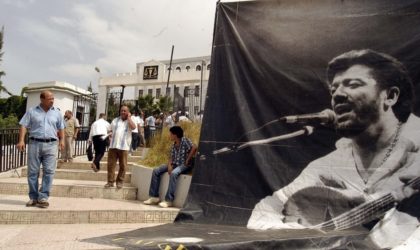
[335,100,381,138]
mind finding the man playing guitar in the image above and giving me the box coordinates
[247,50,420,249]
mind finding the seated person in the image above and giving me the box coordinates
[144,126,197,208]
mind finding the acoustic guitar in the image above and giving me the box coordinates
[282,177,420,231]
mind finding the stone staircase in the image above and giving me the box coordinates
[0,148,179,224]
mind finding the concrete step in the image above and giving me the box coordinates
[57,161,133,171]
[102,155,142,162]
[21,168,132,183]
[0,178,137,200]
[0,194,179,224]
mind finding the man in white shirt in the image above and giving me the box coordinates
[88,113,111,172]
[145,112,158,146]
[138,111,145,147]
[105,106,136,189]
[130,111,142,153]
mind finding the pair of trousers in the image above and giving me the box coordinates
[61,136,74,160]
[92,135,107,170]
[27,140,57,200]
[131,132,139,151]
[107,148,128,184]
[139,128,145,146]
[149,164,191,201]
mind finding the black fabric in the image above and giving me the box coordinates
[96,1,420,249]
[179,0,420,227]
[92,135,107,169]
[86,143,93,161]
[29,137,57,142]
[82,223,367,250]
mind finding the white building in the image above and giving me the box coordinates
[98,56,211,118]
[24,81,93,127]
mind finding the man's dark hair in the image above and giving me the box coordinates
[327,49,414,122]
[99,113,106,118]
[169,126,183,138]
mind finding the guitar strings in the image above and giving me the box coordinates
[316,194,394,231]
[316,177,420,231]
[333,195,395,231]
[327,195,394,231]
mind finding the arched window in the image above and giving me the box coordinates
[207,64,211,70]
[176,66,181,72]
[186,65,191,72]
[196,65,202,71]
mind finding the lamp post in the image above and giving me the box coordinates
[94,66,105,119]
[200,60,206,114]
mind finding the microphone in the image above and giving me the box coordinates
[279,109,336,125]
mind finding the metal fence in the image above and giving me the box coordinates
[0,127,91,173]
[0,128,27,173]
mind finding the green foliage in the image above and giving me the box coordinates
[138,94,158,117]
[0,26,12,96]
[0,114,19,128]
[106,93,119,122]
[140,121,201,167]
[157,95,173,113]
[0,95,26,122]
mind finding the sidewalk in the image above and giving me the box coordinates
[0,153,173,249]
[0,223,163,250]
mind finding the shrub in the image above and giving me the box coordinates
[140,121,201,167]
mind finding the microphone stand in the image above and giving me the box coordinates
[213,126,314,155]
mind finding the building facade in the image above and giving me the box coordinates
[24,81,93,127]
[98,56,211,118]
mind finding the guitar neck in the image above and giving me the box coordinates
[315,177,420,231]
[321,193,395,231]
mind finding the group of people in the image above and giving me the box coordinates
[17,93,197,209]
[16,48,417,248]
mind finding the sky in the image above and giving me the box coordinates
[0,0,221,96]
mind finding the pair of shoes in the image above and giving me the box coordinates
[158,201,173,208]
[104,182,114,188]
[91,163,99,172]
[116,182,123,189]
[36,198,49,208]
[26,199,38,207]
[143,197,160,205]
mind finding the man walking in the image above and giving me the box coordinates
[144,126,197,208]
[17,90,65,208]
[88,113,111,172]
[145,112,158,146]
[60,110,80,163]
[130,111,142,153]
[105,106,136,189]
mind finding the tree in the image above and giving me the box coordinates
[0,95,26,120]
[157,95,173,113]
[138,94,158,116]
[106,93,119,122]
[0,114,19,128]
[87,81,93,92]
[0,26,12,96]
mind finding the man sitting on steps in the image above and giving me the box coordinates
[144,126,197,208]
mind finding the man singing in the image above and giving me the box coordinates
[247,50,420,249]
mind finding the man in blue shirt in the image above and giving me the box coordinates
[143,126,197,208]
[17,90,65,208]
